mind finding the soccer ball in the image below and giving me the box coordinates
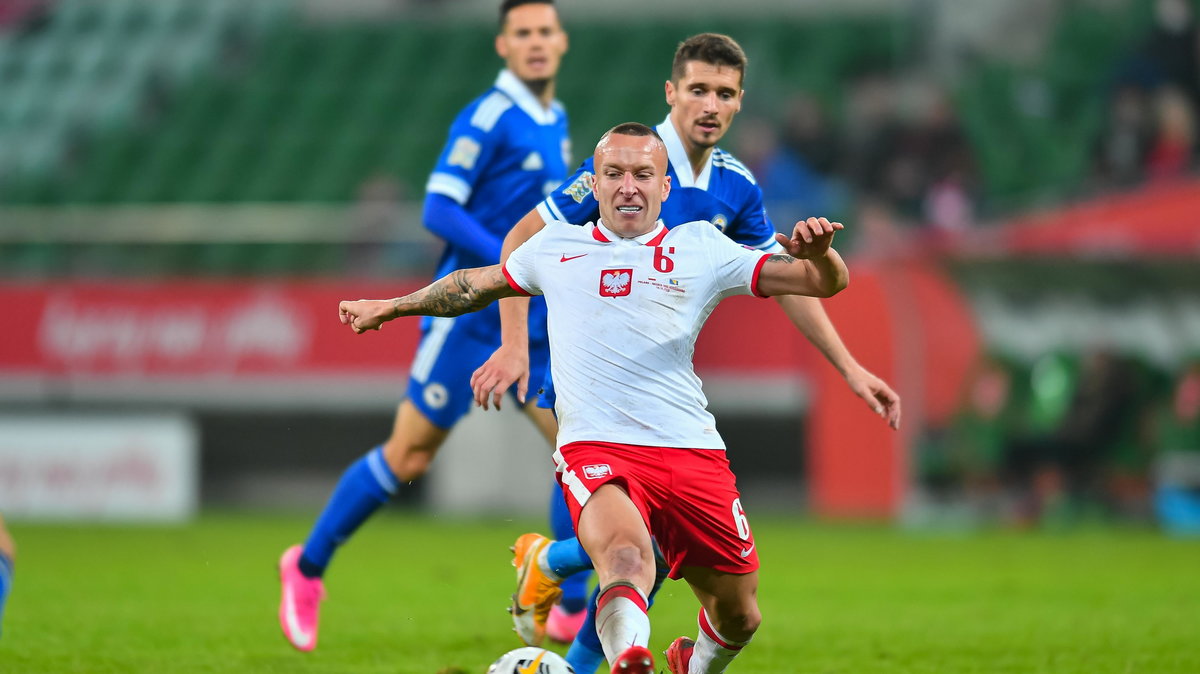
[487,647,575,674]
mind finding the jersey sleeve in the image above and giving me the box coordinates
[535,157,599,225]
[502,223,552,296]
[703,224,773,299]
[724,182,784,253]
[424,96,508,205]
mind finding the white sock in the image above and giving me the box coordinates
[595,582,650,663]
[690,608,751,674]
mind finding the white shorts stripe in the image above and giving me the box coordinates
[554,448,593,508]
[409,316,455,383]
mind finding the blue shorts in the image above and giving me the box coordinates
[406,315,551,429]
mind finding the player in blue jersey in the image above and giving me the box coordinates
[276,0,570,652]
[0,513,13,639]
[471,33,902,673]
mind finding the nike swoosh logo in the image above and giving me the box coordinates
[283,589,313,648]
[518,651,546,674]
[739,544,755,558]
[560,253,588,262]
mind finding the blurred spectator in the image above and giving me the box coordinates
[917,90,977,232]
[842,73,905,208]
[734,112,838,229]
[1145,86,1197,181]
[842,74,978,230]
[349,171,407,275]
[779,93,840,178]
[1092,84,1154,189]
[943,353,1020,517]
[1153,359,1200,535]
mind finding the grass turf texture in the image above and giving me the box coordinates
[1,513,1197,673]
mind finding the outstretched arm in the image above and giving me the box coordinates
[774,294,901,429]
[759,217,901,429]
[470,208,549,408]
[339,265,519,334]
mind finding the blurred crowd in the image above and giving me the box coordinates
[916,350,1200,532]
[732,0,1200,256]
[733,76,977,254]
[1093,0,1200,190]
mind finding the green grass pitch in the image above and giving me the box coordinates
[1,512,1197,673]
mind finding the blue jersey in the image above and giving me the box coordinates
[425,69,570,341]
[534,116,783,252]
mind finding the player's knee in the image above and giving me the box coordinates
[381,438,440,481]
[602,543,653,585]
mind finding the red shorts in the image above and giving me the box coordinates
[554,441,759,579]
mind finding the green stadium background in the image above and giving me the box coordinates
[2,0,1199,530]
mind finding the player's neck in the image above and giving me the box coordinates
[669,118,715,181]
[521,77,557,108]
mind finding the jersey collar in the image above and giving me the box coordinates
[656,115,713,191]
[593,219,669,246]
[495,69,559,126]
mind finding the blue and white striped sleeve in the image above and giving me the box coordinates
[425,91,512,205]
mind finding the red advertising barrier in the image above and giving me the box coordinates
[0,280,424,378]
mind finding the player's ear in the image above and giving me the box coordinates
[735,88,745,113]
[660,175,671,202]
[495,33,508,60]
[664,79,676,107]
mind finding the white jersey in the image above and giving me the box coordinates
[503,218,771,450]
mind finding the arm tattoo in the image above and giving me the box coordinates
[767,254,797,264]
[391,266,517,318]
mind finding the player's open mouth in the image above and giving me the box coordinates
[697,122,720,133]
[616,206,642,213]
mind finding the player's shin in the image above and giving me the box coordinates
[690,608,754,674]
[0,549,11,638]
[301,445,399,575]
[594,581,650,663]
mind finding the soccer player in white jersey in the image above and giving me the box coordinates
[275,0,570,652]
[470,32,901,669]
[337,123,851,674]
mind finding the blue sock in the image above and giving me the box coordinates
[0,551,11,638]
[565,586,605,674]
[300,446,398,577]
[546,538,593,579]
[549,483,591,613]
